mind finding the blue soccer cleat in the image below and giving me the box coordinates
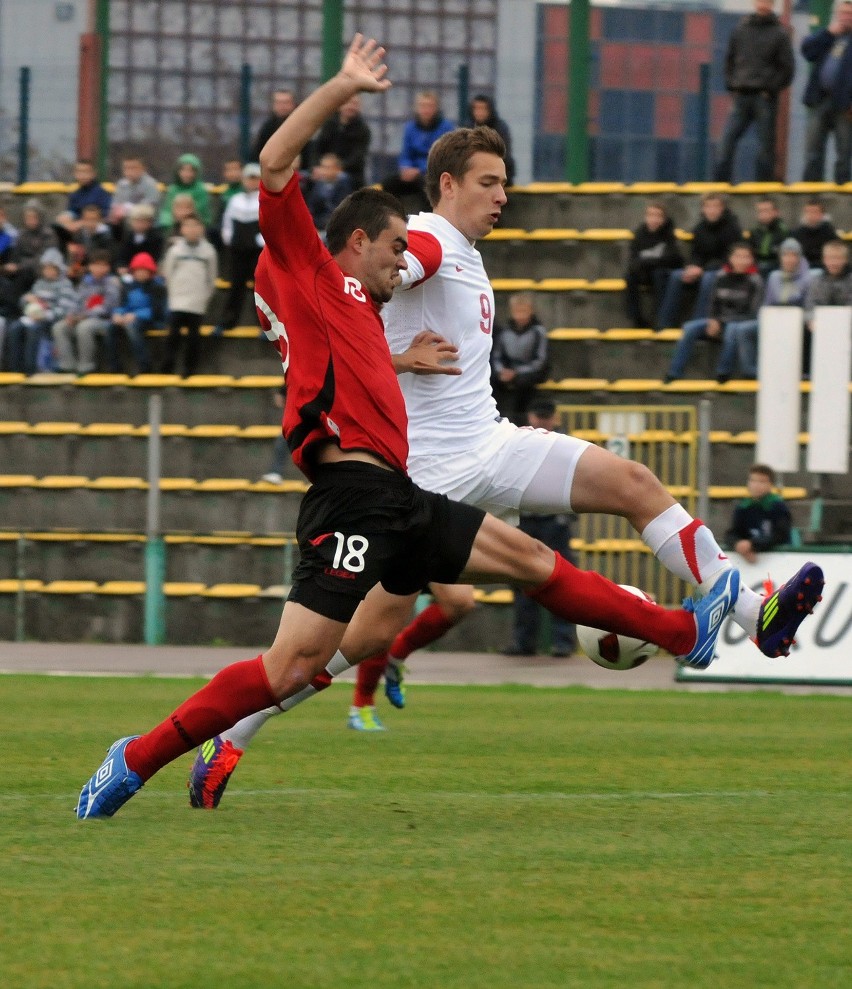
[76,736,143,819]
[678,569,741,670]
[187,736,244,809]
[384,659,407,709]
[755,562,824,658]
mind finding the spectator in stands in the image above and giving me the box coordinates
[624,201,682,328]
[0,204,18,257]
[490,291,550,425]
[160,215,217,377]
[801,1,852,184]
[4,199,60,294]
[261,382,288,485]
[114,204,164,276]
[792,197,838,269]
[55,160,112,240]
[0,257,21,366]
[310,94,371,190]
[713,0,795,182]
[108,252,166,375]
[383,90,454,212]
[802,239,852,375]
[252,89,297,162]
[52,249,120,375]
[748,196,789,277]
[159,154,211,230]
[163,194,198,244]
[109,156,162,230]
[67,203,115,278]
[219,159,245,210]
[214,163,263,336]
[726,463,791,563]
[664,242,763,384]
[504,399,576,658]
[655,193,742,330]
[469,94,515,186]
[305,153,353,235]
[5,248,76,375]
[734,237,811,378]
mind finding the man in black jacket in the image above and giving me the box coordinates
[801,1,852,183]
[713,0,795,182]
[624,202,682,327]
[309,94,371,189]
[252,89,297,162]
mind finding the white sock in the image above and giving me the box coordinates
[641,504,761,637]
[221,650,354,751]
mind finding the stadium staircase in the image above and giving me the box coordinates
[0,181,849,645]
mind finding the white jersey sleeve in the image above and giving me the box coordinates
[382,212,501,457]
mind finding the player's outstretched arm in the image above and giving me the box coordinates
[259,34,390,193]
[392,330,462,376]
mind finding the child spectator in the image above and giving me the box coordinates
[4,200,59,294]
[67,203,114,277]
[109,156,162,229]
[114,204,164,275]
[219,159,246,210]
[54,160,112,242]
[664,242,763,384]
[469,94,515,186]
[624,202,682,328]
[734,237,811,378]
[748,196,789,276]
[160,215,217,376]
[52,249,121,375]
[159,154,211,230]
[163,194,198,246]
[504,398,577,658]
[305,153,353,234]
[726,464,791,563]
[490,291,550,425]
[310,94,371,190]
[5,248,76,374]
[108,252,167,375]
[802,239,852,375]
[215,163,263,336]
[655,193,742,329]
[791,197,838,269]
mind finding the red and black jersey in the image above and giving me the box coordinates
[254,174,409,481]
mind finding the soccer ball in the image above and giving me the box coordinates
[575,585,660,671]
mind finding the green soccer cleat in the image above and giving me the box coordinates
[347,705,386,731]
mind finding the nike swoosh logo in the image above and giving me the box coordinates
[455,264,464,272]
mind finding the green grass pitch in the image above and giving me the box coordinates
[2,674,850,989]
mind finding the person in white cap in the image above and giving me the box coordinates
[215,163,265,336]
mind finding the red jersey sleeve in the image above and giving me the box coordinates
[400,230,443,289]
[259,173,325,272]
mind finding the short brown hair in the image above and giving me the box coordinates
[425,126,506,207]
[750,463,776,484]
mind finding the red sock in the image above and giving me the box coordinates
[126,656,275,781]
[527,555,696,656]
[353,652,387,707]
[390,603,455,659]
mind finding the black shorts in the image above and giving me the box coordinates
[288,461,485,622]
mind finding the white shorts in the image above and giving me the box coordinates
[408,418,590,524]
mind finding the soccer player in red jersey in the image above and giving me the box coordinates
[75,36,800,819]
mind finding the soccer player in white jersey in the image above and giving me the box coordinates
[187,125,823,806]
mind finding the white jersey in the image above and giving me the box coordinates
[382,211,500,457]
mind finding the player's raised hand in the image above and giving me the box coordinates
[339,34,391,93]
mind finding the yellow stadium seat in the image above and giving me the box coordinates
[127,374,182,388]
[38,475,89,488]
[528,228,582,240]
[42,580,99,594]
[204,583,263,598]
[96,581,146,595]
[164,582,207,596]
[180,375,236,388]
[185,425,241,438]
[581,229,632,240]
[81,423,135,436]
[0,579,44,592]
[75,374,131,386]
[548,328,601,341]
[195,478,251,491]
[234,375,283,388]
[535,278,590,291]
[88,476,147,489]
[589,279,626,291]
[0,421,28,434]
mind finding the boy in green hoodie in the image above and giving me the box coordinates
[158,153,211,229]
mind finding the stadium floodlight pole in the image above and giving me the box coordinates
[239,63,253,163]
[321,0,345,83]
[144,393,166,645]
[17,66,30,185]
[95,0,109,177]
[566,0,590,184]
